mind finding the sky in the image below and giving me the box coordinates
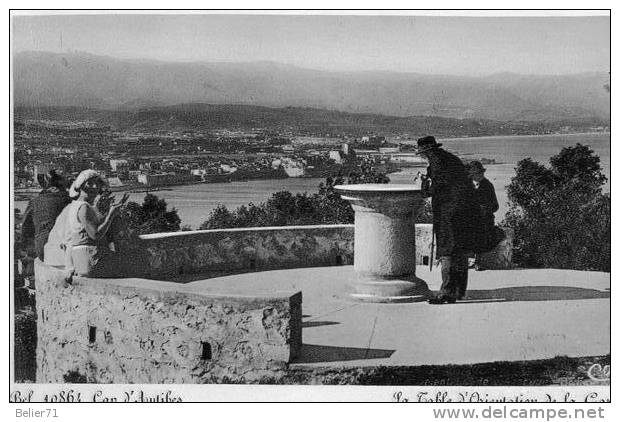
[11,13,610,76]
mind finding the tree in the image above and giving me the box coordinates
[314,175,355,224]
[118,193,181,236]
[200,204,236,230]
[504,144,610,271]
[550,143,606,190]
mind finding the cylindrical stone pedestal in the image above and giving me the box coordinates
[335,184,430,303]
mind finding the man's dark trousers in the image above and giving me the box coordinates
[439,254,468,299]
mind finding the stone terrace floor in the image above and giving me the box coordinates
[186,266,610,368]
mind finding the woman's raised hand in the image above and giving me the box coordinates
[94,191,114,212]
[107,194,126,215]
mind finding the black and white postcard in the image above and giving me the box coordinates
[8,7,612,415]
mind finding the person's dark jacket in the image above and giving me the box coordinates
[422,148,479,256]
[21,187,71,260]
[473,178,499,221]
[472,177,501,253]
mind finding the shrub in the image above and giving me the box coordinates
[121,193,181,235]
[503,143,610,271]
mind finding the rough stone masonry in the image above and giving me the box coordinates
[35,260,302,384]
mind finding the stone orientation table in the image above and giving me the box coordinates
[335,184,430,302]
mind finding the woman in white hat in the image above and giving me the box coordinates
[64,169,129,277]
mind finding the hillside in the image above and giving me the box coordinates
[14,104,608,138]
[13,51,610,121]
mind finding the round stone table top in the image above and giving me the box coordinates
[334,183,425,213]
[334,183,421,193]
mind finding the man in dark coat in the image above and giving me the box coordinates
[21,170,71,260]
[418,136,479,304]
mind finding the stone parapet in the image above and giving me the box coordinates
[131,224,512,280]
[138,224,355,280]
[44,224,512,281]
[35,260,302,384]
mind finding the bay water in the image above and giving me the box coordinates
[15,133,610,229]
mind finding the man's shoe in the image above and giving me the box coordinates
[428,295,456,305]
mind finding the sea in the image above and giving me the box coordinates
[15,133,610,229]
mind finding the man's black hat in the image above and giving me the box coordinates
[416,136,443,154]
[467,160,486,174]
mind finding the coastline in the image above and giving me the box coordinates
[13,132,610,206]
[14,162,398,200]
[438,131,610,142]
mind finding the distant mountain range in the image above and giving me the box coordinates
[13,51,610,122]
